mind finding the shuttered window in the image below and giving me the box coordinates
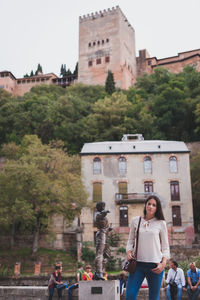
[93,182,102,202]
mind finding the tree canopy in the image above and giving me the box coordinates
[1,66,200,153]
[0,135,87,253]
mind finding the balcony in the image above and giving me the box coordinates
[115,192,157,204]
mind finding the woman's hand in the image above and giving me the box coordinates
[151,262,165,274]
[126,250,133,261]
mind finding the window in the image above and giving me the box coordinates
[120,206,128,227]
[105,56,110,63]
[0,85,4,88]
[106,38,109,43]
[96,58,101,64]
[169,156,178,173]
[88,60,93,67]
[118,182,128,200]
[172,206,182,226]
[88,43,91,47]
[118,182,127,194]
[93,157,101,174]
[144,181,153,193]
[93,42,96,46]
[170,181,180,201]
[93,182,102,202]
[119,157,126,174]
[148,61,152,66]
[102,40,104,44]
[144,156,152,174]
[97,41,100,45]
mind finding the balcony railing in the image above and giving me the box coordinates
[115,192,157,204]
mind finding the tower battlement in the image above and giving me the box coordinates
[79,6,119,21]
[79,6,134,31]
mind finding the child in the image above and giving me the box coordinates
[82,265,93,280]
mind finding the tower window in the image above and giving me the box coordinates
[102,40,104,44]
[88,43,91,47]
[96,58,101,65]
[105,56,110,63]
[93,42,96,46]
[88,60,93,67]
[106,38,109,43]
[97,41,100,45]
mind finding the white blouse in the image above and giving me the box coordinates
[126,216,170,263]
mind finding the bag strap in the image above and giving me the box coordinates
[134,216,142,259]
[173,271,177,282]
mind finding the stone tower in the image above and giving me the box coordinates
[78,6,137,89]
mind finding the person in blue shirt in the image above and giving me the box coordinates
[186,262,200,300]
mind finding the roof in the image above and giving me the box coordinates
[80,140,189,155]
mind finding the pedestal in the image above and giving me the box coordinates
[79,280,120,300]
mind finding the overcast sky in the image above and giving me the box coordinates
[1,0,199,78]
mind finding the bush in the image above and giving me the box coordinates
[117,247,126,254]
[106,256,117,271]
[0,265,12,278]
[81,246,95,263]
[108,232,120,247]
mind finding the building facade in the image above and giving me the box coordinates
[0,71,77,96]
[78,6,200,88]
[80,134,194,246]
[78,6,137,89]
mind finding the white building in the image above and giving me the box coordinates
[80,134,194,246]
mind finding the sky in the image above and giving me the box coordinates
[1,0,200,78]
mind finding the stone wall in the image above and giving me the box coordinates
[0,287,189,300]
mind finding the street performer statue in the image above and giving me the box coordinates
[93,201,112,280]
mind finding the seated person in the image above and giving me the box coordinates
[48,265,68,300]
[82,265,93,280]
[186,262,200,300]
[164,260,185,300]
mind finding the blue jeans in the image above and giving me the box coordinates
[166,283,182,300]
[187,285,200,300]
[125,262,164,300]
[48,287,62,300]
[68,284,78,300]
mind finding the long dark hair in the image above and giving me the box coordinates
[143,195,165,220]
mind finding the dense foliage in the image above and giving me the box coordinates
[0,135,87,253]
[1,66,200,154]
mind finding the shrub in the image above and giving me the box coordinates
[81,246,95,263]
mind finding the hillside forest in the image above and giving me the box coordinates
[0,66,200,252]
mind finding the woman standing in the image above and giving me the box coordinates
[125,195,170,300]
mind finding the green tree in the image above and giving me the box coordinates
[105,70,115,95]
[73,62,78,77]
[35,63,43,75]
[82,92,136,142]
[0,135,87,253]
